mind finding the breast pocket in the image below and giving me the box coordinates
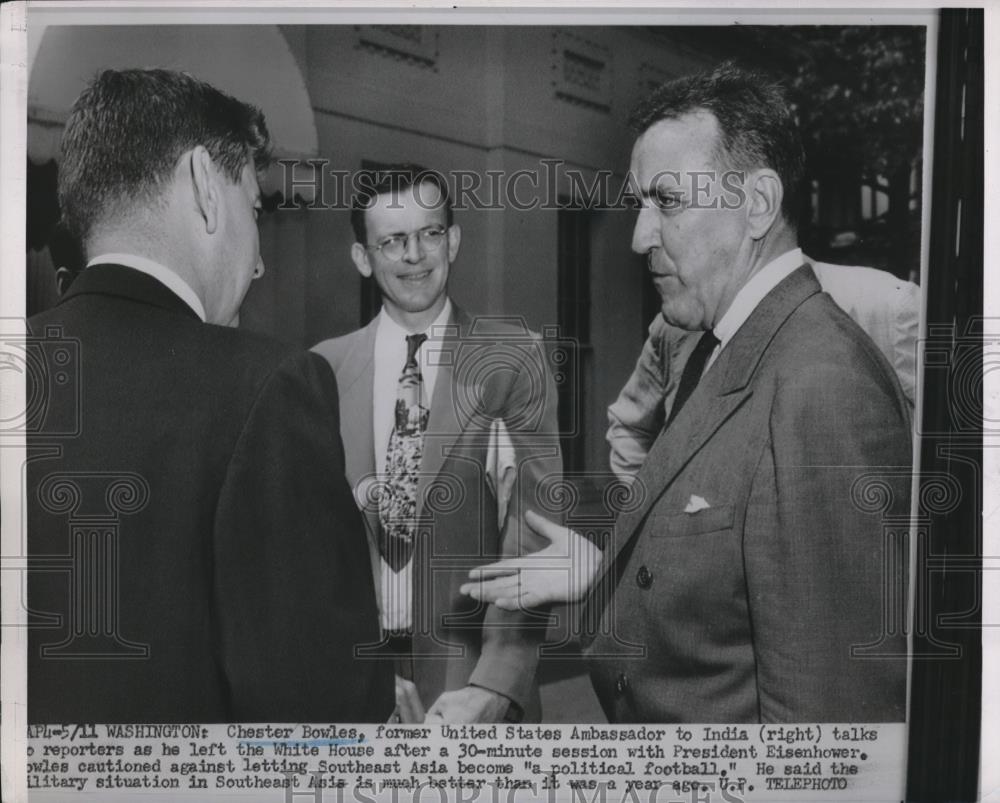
[653,504,735,537]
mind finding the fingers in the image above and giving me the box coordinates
[466,558,528,580]
[395,675,425,723]
[423,687,508,723]
[424,692,449,723]
[466,552,573,582]
[524,509,569,544]
[460,574,522,603]
[492,590,544,612]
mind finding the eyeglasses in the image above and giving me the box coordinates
[366,225,448,262]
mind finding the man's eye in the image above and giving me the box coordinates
[654,193,684,211]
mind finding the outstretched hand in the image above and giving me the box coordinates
[459,510,603,610]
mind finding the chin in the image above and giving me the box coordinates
[660,304,704,332]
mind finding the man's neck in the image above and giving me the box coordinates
[87,232,212,317]
[382,297,449,334]
[744,229,799,282]
[711,228,799,327]
[88,235,204,300]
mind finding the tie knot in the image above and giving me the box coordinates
[405,333,427,365]
[698,329,720,351]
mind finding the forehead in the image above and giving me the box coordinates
[630,111,721,185]
[364,182,447,236]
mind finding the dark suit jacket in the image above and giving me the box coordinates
[587,266,911,723]
[313,306,562,719]
[27,264,393,723]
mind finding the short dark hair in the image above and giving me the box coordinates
[58,68,271,246]
[350,164,453,244]
[629,61,805,228]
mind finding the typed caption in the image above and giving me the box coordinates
[25,722,905,801]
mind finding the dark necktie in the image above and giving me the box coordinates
[665,329,720,429]
[379,333,428,571]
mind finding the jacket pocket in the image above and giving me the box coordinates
[652,504,735,537]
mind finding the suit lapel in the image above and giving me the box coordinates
[416,306,476,516]
[604,265,822,570]
[335,319,379,542]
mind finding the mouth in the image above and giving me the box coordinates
[397,270,432,282]
[646,252,676,281]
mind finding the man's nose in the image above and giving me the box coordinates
[252,256,265,279]
[403,232,423,263]
[631,207,658,255]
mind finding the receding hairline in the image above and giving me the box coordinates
[360,180,449,222]
[632,109,734,172]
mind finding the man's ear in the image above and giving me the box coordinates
[745,168,783,240]
[446,223,462,263]
[351,242,373,278]
[188,145,219,235]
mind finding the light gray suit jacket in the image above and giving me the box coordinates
[313,306,562,719]
[587,266,911,723]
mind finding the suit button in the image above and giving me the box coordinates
[636,565,653,589]
[615,673,630,696]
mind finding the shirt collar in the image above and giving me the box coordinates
[86,253,207,322]
[376,297,453,340]
[713,248,803,348]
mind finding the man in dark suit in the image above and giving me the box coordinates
[466,63,911,722]
[27,68,392,723]
[313,166,562,723]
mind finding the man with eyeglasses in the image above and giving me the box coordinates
[313,165,562,724]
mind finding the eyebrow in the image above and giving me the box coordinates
[378,224,444,238]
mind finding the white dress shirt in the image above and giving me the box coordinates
[706,247,804,372]
[373,298,453,631]
[87,253,206,322]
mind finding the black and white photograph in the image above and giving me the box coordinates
[0,3,989,802]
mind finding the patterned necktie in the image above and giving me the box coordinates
[379,333,429,572]
[665,329,719,429]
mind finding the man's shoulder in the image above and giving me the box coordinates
[808,259,920,317]
[768,290,900,391]
[203,323,304,374]
[33,298,311,389]
[452,306,542,342]
[311,325,372,372]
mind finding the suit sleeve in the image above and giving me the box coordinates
[213,351,394,722]
[467,338,563,713]
[606,314,673,480]
[889,281,920,410]
[744,361,911,722]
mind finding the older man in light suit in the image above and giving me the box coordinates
[466,63,912,723]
